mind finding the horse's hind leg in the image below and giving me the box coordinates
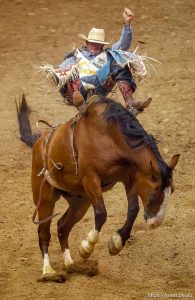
[57,193,90,268]
[79,174,107,258]
[32,178,60,276]
[108,184,139,255]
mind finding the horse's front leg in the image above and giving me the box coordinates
[80,174,107,258]
[108,186,139,256]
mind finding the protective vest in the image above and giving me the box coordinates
[74,49,107,78]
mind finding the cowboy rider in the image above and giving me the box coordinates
[54,8,151,115]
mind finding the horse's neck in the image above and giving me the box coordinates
[132,146,160,176]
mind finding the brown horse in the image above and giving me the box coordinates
[16,94,179,277]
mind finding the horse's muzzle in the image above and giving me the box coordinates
[144,211,164,229]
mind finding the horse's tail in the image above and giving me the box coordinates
[15,93,40,148]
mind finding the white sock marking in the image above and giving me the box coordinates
[63,249,73,267]
[112,233,123,250]
[81,239,94,254]
[87,229,99,244]
[80,228,99,255]
[43,253,55,275]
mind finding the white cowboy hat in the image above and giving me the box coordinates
[78,27,110,45]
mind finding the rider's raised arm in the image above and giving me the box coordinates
[112,8,134,51]
[112,25,132,51]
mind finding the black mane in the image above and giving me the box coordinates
[100,97,172,188]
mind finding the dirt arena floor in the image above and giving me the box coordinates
[0,0,195,299]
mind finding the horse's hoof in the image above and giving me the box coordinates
[108,234,123,256]
[79,240,93,259]
[64,260,74,269]
[79,247,91,259]
[43,265,56,276]
[79,249,91,259]
[63,249,74,268]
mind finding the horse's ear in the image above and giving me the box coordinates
[169,154,180,170]
[149,160,159,181]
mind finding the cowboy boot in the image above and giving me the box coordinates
[72,79,86,112]
[118,81,152,115]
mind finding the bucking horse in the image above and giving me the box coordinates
[16,94,179,279]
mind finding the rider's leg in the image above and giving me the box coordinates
[117,81,152,115]
[72,79,86,110]
[111,64,152,114]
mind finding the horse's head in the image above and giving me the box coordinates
[135,154,180,229]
